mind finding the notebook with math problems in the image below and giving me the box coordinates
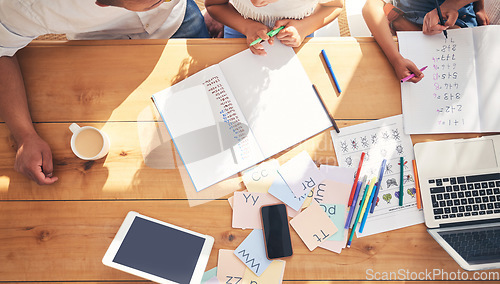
[152,42,332,192]
[398,25,500,134]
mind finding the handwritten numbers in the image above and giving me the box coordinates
[431,36,466,128]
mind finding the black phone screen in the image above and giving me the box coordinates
[261,204,293,259]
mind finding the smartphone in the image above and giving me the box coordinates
[260,203,293,259]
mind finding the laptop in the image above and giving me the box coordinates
[414,134,500,271]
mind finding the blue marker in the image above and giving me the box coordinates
[344,176,366,229]
[320,49,341,93]
[370,159,387,213]
[344,180,362,229]
[347,182,370,248]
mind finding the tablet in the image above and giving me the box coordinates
[102,211,214,284]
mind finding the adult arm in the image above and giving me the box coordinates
[273,0,344,47]
[205,0,271,55]
[362,0,423,83]
[0,55,58,185]
[423,0,479,35]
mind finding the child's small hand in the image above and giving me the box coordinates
[244,21,271,55]
[273,19,307,47]
[394,57,424,83]
[474,9,490,26]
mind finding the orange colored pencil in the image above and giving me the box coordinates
[412,160,422,209]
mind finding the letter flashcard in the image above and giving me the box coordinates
[232,192,281,229]
[278,151,325,198]
[242,159,280,193]
[234,229,272,276]
[290,201,338,251]
[217,249,246,283]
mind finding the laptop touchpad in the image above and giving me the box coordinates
[454,139,497,171]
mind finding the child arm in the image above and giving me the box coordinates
[273,0,344,47]
[205,0,272,55]
[362,0,424,83]
[473,0,490,26]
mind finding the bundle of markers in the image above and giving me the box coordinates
[344,152,422,247]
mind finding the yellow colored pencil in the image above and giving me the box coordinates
[358,177,377,221]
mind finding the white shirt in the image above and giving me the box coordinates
[0,0,186,57]
[230,0,318,28]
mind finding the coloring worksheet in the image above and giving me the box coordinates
[331,115,424,237]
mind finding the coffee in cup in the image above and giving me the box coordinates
[69,123,110,160]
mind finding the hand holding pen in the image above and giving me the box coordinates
[423,0,460,37]
[248,26,285,56]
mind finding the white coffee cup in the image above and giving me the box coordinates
[69,123,110,160]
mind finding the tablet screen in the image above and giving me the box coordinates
[112,216,206,284]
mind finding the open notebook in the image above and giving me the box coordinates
[152,42,332,191]
[398,25,500,134]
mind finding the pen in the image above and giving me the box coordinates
[399,157,404,206]
[401,66,428,83]
[349,176,368,228]
[370,159,387,213]
[412,160,422,209]
[312,84,340,133]
[359,177,377,219]
[348,152,365,206]
[359,183,377,233]
[434,0,448,38]
[347,181,370,248]
[249,26,285,47]
[344,179,363,229]
[320,49,341,93]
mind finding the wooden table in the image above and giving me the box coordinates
[1,38,498,283]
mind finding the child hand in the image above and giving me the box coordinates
[423,0,462,36]
[394,57,424,83]
[474,9,490,26]
[273,19,307,47]
[245,21,272,55]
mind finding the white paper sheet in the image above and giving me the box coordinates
[331,115,424,237]
[398,26,500,134]
[152,42,332,192]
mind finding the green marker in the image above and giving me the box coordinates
[249,26,285,47]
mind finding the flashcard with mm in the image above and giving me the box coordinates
[290,201,338,251]
[234,229,272,276]
[278,151,325,198]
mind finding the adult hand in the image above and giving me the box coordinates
[14,133,58,185]
[393,57,424,83]
[244,21,271,56]
[274,19,307,47]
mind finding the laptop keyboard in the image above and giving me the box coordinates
[440,227,500,263]
[429,173,500,220]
